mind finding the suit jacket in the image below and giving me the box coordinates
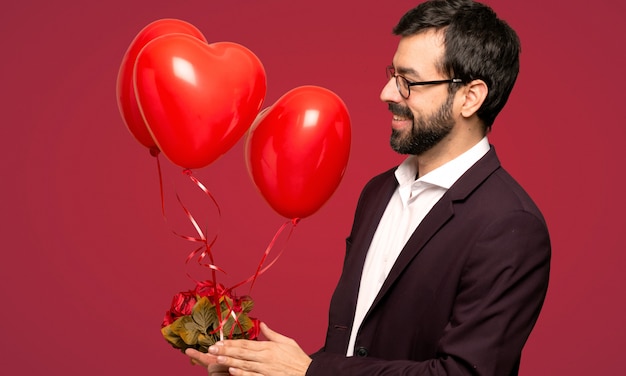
[307,147,550,376]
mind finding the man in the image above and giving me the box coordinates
[186,0,551,374]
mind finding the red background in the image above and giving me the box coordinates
[1,0,624,374]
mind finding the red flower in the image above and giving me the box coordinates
[162,290,197,327]
[247,318,261,340]
[194,281,227,304]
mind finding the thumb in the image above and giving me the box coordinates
[260,322,291,344]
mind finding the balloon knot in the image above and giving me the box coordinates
[292,218,301,226]
[182,169,193,176]
[149,147,160,157]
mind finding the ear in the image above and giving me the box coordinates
[459,79,488,118]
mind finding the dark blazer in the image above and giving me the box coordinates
[307,147,551,376]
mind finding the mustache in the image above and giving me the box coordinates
[388,103,413,119]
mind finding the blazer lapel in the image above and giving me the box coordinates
[368,147,502,311]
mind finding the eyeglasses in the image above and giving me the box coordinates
[386,65,463,99]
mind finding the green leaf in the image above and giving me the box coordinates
[168,315,202,345]
[241,298,254,314]
[192,297,218,331]
[161,315,204,349]
[197,332,220,348]
[161,324,188,350]
[221,312,253,337]
[179,317,202,345]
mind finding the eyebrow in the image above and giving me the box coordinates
[395,65,423,80]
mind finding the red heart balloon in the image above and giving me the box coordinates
[134,35,267,169]
[245,86,351,219]
[116,19,207,152]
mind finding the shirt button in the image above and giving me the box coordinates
[356,347,368,357]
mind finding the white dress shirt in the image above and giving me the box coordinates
[346,137,490,356]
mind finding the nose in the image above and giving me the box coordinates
[380,76,402,103]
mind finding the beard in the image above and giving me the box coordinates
[389,93,455,155]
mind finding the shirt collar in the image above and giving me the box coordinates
[395,136,491,190]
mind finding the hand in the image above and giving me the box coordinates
[207,322,312,376]
[185,350,229,375]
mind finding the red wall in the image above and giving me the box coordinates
[2,0,624,374]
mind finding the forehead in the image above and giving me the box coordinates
[393,29,445,77]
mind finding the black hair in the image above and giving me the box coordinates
[393,0,520,128]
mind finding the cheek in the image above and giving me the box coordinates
[406,101,424,120]
[407,92,449,119]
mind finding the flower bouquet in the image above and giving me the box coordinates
[161,281,260,353]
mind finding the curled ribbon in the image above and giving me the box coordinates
[177,169,225,327]
[227,218,300,295]
[156,167,300,341]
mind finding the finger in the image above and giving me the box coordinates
[208,347,265,373]
[210,340,263,357]
[217,357,263,375]
[185,348,218,366]
[260,322,292,345]
[211,345,262,364]
[227,366,263,376]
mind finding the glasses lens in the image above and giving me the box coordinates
[396,76,409,99]
[387,66,409,99]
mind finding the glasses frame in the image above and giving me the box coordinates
[386,65,463,99]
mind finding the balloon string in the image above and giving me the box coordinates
[173,169,225,326]
[151,148,166,217]
[249,217,299,292]
[153,165,299,339]
[183,169,222,217]
[227,218,300,296]
[186,278,237,339]
[203,214,297,338]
